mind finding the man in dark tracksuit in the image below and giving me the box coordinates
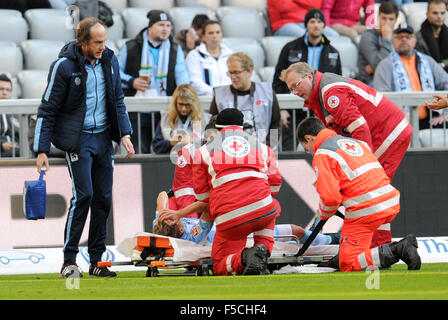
[34,18,135,278]
[273,8,342,151]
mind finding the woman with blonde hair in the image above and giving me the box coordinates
[153,84,210,154]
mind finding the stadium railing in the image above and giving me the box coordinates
[0,91,447,158]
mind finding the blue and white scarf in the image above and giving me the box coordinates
[140,31,170,96]
[390,50,435,93]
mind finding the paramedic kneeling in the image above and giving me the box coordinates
[192,108,282,275]
[297,117,421,271]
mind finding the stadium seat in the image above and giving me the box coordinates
[121,8,151,39]
[0,42,23,77]
[328,37,359,78]
[419,129,448,148]
[402,2,428,32]
[129,0,174,11]
[102,0,128,13]
[222,37,266,71]
[20,40,65,71]
[115,38,130,51]
[106,40,119,54]
[176,0,221,11]
[258,66,275,83]
[251,71,262,82]
[216,7,266,40]
[0,9,23,17]
[24,9,75,41]
[259,36,295,67]
[17,70,48,99]
[222,0,267,11]
[168,7,215,36]
[10,76,22,99]
[107,13,125,41]
[0,11,28,44]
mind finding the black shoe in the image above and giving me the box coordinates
[60,261,83,278]
[89,264,117,277]
[389,234,421,270]
[241,244,269,275]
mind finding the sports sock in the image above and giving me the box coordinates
[300,230,332,246]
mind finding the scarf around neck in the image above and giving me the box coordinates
[140,31,170,96]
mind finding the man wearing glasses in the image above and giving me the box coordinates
[280,61,412,249]
[209,52,281,147]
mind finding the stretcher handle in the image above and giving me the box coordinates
[295,210,344,257]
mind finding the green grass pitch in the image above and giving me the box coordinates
[1,263,447,300]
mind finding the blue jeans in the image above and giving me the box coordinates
[274,23,340,39]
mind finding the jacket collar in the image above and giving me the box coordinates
[314,128,337,153]
[306,70,325,119]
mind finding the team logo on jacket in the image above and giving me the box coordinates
[74,77,81,86]
[222,136,250,158]
[327,96,340,108]
[177,155,187,168]
[192,225,202,237]
[337,139,364,157]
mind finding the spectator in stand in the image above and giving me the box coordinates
[415,0,448,73]
[321,0,375,44]
[0,74,19,157]
[374,23,448,130]
[186,20,233,96]
[272,8,342,151]
[357,1,399,86]
[152,84,210,154]
[174,14,210,57]
[267,0,340,38]
[209,52,281,147]
[118,10,190,154]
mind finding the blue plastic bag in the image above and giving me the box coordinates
[23,171,46,220]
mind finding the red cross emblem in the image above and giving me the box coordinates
[345,143,356,151]
[231,141,242,152]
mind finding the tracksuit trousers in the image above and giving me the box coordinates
[63,130,114,265]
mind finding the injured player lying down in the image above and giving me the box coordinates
[153,191,340,247]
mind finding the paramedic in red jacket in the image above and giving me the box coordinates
[168,142,199,218]
[192,108,282,275]
[280,62,412,248]
[297,117,420,272]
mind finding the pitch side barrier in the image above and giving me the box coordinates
[0,92,447,158]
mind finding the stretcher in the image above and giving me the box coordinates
[98,233,339,277]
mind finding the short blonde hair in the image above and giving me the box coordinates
[279,62,314,83]
[168,84,203,129]
[227,52,254,71]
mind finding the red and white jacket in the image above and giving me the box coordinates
[313,129,400,221]
[192,126,282,230]
[306,71,412,161]
[170,143,199,218]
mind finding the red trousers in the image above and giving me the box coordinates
[371,124,412,248]
[211,200,279,276]
[339,212,397,272]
